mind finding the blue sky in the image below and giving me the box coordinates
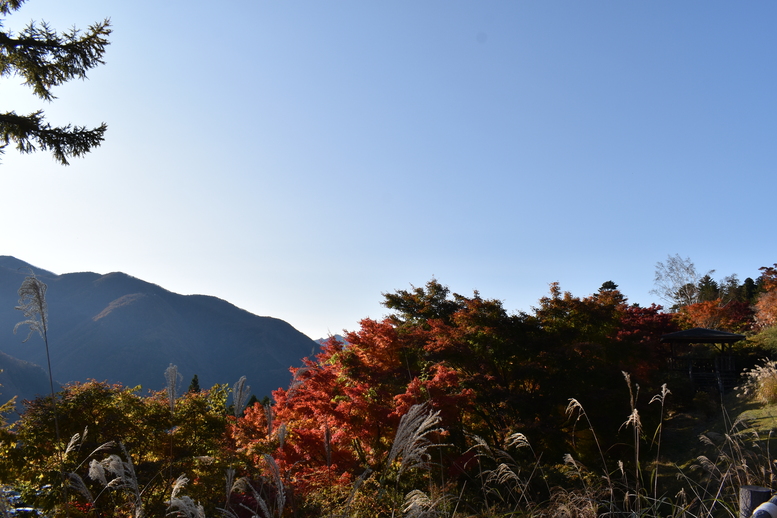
[2,1,775,340]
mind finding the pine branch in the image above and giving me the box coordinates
[0,3,110,164]
[0,19,112,100]
[0,0,26,16]
[0,111,107,165]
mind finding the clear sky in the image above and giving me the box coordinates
[2,1,776,340]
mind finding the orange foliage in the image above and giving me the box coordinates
[393,363,474,423]
[756,265,777,329]
[231,279,681,501]
[675,299,753,332]
[760,264,777,291]
[755,291,777,329]
[232,318,473,494]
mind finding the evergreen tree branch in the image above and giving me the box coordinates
[0,18,111,100]
[0,0,26,16]
[0,110,107,165]
[0,2,110,164]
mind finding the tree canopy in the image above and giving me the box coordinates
[0,0,111,164]
[232,279,680,498]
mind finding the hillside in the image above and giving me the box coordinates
[0,256,318,398]
[0,350,54,410]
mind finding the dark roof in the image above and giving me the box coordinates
[659,327,745,344]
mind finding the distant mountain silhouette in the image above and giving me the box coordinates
[0,256,319,399]
[315,334,347,346]
[0,350,54,412]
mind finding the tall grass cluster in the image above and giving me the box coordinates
[738,360,777,405]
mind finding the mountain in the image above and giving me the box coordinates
[315,334,347,346]
[0,350,54,411]
[0,256,319,399]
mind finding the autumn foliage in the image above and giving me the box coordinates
[230,279,679,506]
[755,265,777,329]
[675,299,754,332]
[6,268,777,517]
[0,380,233,516]
[232,314,476,495]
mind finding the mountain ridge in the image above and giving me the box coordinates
[0,256,318,402]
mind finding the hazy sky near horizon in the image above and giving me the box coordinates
[2,1,776,340]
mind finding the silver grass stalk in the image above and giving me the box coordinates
[167,476,204,518]
[699,434,716,447]
[165,364,182,484]
[620,407,642,432]
[622,371,642,508]
[342,468,373,510]
[66,472,94,503]
[263,454,285,516]
[697,455,718,475]
[89,444,143,516]
[168,495,206,518]
[119,443,142,512]
[88,458,108,486]
[403,489,451,518]
[565,397,613,500]
[13,273,55,406]
[165,364,183,413]
[473,430,545,510]
[263,403,273,436]
[649,383,671,500]
[563,453,589,486]
[232,477,271,518]
[404,489,433,518]
[90,440,116,455]
[78,441,115,473]
[563,453,579,469]
[106,478,125,490]
[649,383,671,406]
[65,426,90,457]
[171,474,189,500]
[286,366,314,398]
[277,423,287,449]
[14,272,70,511]
[386,403,443,478]
[490,462,522,485]
[230,476,247,494]
[465,433,494,459]
[14,271,48,344]
[107,453,132,488]
[505,432,531,449]
[65,431,81,455]
[224,467,235,508]
[103,454,125,477]
[232,376,250,417]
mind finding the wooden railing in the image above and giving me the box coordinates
[668,355,738,391]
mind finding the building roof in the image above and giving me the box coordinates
[659,327,745,344]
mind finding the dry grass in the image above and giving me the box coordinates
[739,359,777,405]
[386,403,444,479]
